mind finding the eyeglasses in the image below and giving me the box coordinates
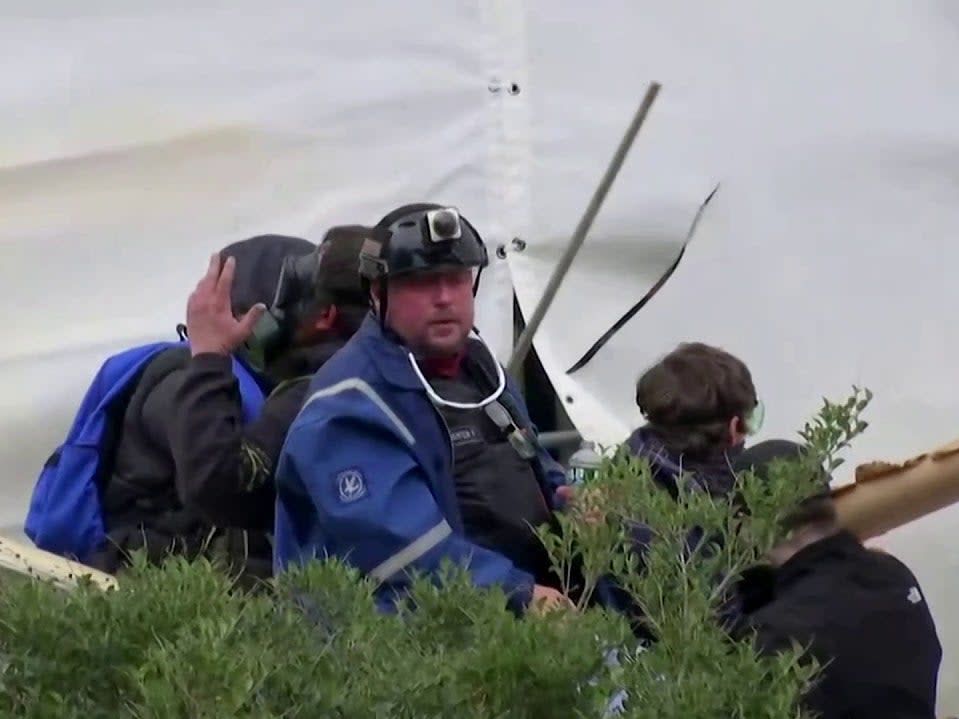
[746,399,765,436]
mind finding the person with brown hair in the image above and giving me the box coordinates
[627,341,762,499]
[589,343,764,631]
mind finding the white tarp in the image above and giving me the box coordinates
[0,0,519,524]
[1,1,956,710]
[509,1,959,708]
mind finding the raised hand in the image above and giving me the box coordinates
[185,252,266,357]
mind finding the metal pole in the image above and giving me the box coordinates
[507,82,662,377]
[536,430,583,450]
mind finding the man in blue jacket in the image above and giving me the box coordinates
[273,203,570,613]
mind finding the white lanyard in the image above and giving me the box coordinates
[406,332,507,410]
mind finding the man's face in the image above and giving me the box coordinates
[382,268,474,356]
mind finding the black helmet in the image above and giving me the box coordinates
[238,225,369,371]
[359,203,488,281]
[218,234,316,317]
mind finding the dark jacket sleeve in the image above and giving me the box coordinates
[168,353,310,530]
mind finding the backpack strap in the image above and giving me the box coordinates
[484,400,538,460]
[460,347,545,464]
[230,353,268,420]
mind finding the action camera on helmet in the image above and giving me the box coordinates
[426,208,462,243]
[359,205,487,282]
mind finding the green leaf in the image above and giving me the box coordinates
[0,388,873,718]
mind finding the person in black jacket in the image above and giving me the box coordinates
[91,228,370,583]
[731,440,942,719]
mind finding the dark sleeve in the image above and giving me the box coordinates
[168,353,309,531]
[748,620,845,719]
[138,369,183,451]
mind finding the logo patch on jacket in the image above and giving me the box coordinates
[449,425,482,447]
[335,468,368,504]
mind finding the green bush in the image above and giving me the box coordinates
[0,389,871,718]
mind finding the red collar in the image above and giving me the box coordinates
[422,352,464,379]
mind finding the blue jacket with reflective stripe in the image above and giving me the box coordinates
[273,315,567,611]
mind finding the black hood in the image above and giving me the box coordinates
[733,438,833,494]
[218,234,316,316]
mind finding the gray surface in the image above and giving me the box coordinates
[537,430,582,450]
[0,524,26,542]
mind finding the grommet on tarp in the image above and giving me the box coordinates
[487,80,521,95]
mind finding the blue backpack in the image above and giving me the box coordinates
[24,340,266,563]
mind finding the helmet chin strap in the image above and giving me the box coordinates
[375,266,503,409]
[374,278,389,330]
[407,329,506,410]
[412,267,506,409]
